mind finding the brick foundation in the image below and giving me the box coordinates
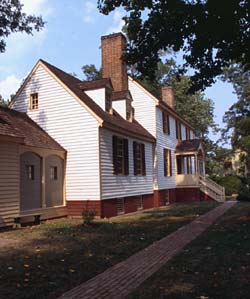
[67,200,101,217]
[200,191,214,201]
[67,187,209,219]
[175,187,201,202]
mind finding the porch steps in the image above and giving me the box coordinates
[199,176,225,202]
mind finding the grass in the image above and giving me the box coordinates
[129,201,250,299]
[0,201,218,299]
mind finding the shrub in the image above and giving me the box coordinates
[82,208,96,225]
[216,175,241,196]
[237,177,250,201]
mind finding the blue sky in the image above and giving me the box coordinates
[0,0,237,143]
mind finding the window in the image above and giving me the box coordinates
[164,149,172,177]
[113,136,129,175]
[176,120,182,140]
[186,127,191,140]
[26,165,35,180]
[117,198,125,214]
[133,142,146,176]
[30,93,38,110]
[162,111,170,134]
[165,190,170,205]
[105,89,112,112]
[50,166,58,180]
[136,196,143,210]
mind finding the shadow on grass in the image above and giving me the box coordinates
[0,201,218,299]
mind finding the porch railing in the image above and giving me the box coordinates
[199,176,225,202]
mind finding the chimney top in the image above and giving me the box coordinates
[101,32,128,92]
[101,32,126,41]
[162,86,175,109]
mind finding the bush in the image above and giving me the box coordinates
[82,208,96,225]
[237,177,250,201]
[215,175,241,196]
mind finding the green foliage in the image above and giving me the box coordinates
[98,0,250,91]
[0,0,44,53]
[0,95,8,107]
[82,208,96,225]
[82,64,102,81]
[214,175,241,196]
[222,63,250,174]
[237,177,250,201]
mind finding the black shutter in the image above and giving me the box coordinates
[164,148,167,176]
[162,112,166,133]
[112,135,118,174]
[169,150,172,176]
[123,138,129,175]
[133,141,137,175]
[167,114,170,135]
[175,120,178,139]
[142,143,146,176]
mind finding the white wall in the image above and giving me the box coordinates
[112,100,126,119]
[128,79,156,136]
[12,64,100,201]
[0,142,19,227]
[85,88,106,111]
[155,107,178,190]
[100,128,154,199]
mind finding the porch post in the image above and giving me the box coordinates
[42,156,46,208]
[195,154,198,175]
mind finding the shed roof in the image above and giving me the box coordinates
[0,106,65,151]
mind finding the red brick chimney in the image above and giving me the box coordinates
[101,33,128,92]
[162,86,175,109]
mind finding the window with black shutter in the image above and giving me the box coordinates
[162,111,170,134]
[176,120,182,140]
[113,135,129,175]
[133,141,146,176]
[164,149,172,177]
[186,127,191,140]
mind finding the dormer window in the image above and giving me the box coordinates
[105,89,112,112]
[30,93,38,110]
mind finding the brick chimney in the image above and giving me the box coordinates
[101,33,128,91]
[162,86,175,109]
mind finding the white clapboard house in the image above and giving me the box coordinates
[0,33,224,227]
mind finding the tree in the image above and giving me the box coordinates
[82,64,102,81]
[98,0,250,91]
[0,95,8,107]
[222,64,250,174]
[0,0,44,53]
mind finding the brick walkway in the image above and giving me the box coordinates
[58,201,236,299]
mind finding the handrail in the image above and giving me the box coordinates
[199,176,225,202]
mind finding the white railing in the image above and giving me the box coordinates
[199,176,225,202]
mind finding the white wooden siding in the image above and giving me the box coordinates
[128,79,156,136]
[85,89,105,111]
[12,65,100,201]
[112,100,126,119]
[155,107,178,190]
[100,128,153,199]
[0,142,19,227]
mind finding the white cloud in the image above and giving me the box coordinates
[0,75,22,100]
[105,11,125,34]
[21,0,53,17]
[83,1,98,24]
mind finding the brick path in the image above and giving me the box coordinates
[58,201,236,299]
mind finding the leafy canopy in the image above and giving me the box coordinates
[98,0,250,91]
[0,0,44,53]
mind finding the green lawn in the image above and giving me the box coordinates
[0,201,217,299]
[129,201,250,299]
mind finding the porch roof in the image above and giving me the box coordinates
[175,139,203,153]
